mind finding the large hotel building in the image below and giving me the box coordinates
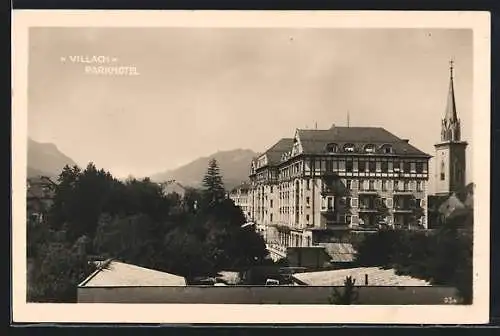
[247,126,431,249]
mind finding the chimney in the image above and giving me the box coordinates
[330,123,336,129]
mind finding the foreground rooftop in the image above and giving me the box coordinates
[292,266,431,286]
[79,260,187,287]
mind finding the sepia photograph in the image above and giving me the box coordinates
[12,10,490,324]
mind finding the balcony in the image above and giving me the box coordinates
[393,206,414,213]
[358,189,378,195]
[324,223,350,231]
[320,206,335,213]
[393,189,413,195]
[358,206,378,213]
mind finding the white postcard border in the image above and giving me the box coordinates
[12,10,491,324]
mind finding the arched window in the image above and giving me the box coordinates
[380,144,393,154]
[364,144,376,153]
[326,143,338,153]
[343,143,355,152]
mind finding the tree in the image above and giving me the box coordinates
[202,159,226,205]
[93,213,162,270]
[28,234,95,303]
[328,276,359,305]
[354,229,398,267]
[48,163,117,242]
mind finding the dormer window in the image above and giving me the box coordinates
[343,143,355,152]
[326,143,338,153]
[364,144,376,153]
[380,144,393,154]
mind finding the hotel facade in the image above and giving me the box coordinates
[248,126,432,252]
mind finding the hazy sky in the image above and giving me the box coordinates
[28,28,473,191]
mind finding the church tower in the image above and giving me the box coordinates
[434,60,468,196]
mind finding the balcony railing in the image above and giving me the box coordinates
[320,207,335,213]
[358,188,378,194]
[393,189,413,195]
[393,205,414,213]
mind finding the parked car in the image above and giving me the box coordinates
[265,279,280,286]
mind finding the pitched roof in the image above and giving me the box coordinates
[318,242,356,263]
[292,266,431,286]
[78,260,186,287]
[297,127,430,157]
[445,66,459,122]
[230,181,251,193]
[263,138,294,165]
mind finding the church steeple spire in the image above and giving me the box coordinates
[440,59,461,142]
[434,59,468,197]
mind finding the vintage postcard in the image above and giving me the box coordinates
[12,10,490,324]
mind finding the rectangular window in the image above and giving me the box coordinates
[306,214,310,222]
[345,215,352,224]
[350,198,359,208]
[346,179,352,190]
[417,181,423,191]
[382,180,387,191]
[440,172,445,181]
[359,161,366,172]
[381,161,388,173]
[369,180,375,190]
[393,161,401,171]
[404,162,411,173]
[270,200,273,208]
[338,160,346,171]
[327,196,334,209]
[306,196,310,206]
[351,215,359,224]
[404,180,409,191]
[270,186,274,193]
[369,161,376,172]
[270,214,273,222]
[416,162,424,173]
[326,160,333,172]
[346,160,353,172]
[410,162,416,173]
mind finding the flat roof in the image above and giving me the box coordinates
[292,267,431,286]
[79,260,186,287]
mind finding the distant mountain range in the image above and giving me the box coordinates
[27,138,259,190]
[150,149,260,190]
[27,138,77,178]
